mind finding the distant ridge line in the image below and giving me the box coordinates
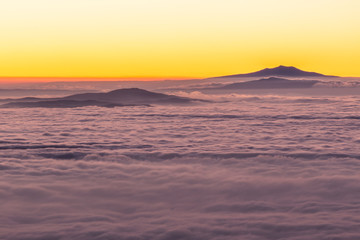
[216,66,337,78]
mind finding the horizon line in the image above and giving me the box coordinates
[0,76,197,83]
[0,65,357,83]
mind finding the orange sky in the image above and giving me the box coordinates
[1,0,360,81]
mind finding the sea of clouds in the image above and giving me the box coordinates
[1,94,360,240]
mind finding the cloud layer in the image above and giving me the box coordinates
[1,95,360,239]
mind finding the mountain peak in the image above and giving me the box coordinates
[219,66,336,78]
[276,65,296,69]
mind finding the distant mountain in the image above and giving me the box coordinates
[0,100,134,108]
[219,77,319,89]
[63,88,192,104]
[218,66,336,78]
[0,88,201,108]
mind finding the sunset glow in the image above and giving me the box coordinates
[3,1,360,239]
[1,0,360,80]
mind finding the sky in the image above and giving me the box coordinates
[1,0,360,80]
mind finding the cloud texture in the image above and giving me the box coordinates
[1,94,360,239]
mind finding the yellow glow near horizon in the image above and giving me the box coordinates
[1,0,360,80]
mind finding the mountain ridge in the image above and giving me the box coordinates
[0,88,202,108]
[216,66,337,78]
[219,77,319,89]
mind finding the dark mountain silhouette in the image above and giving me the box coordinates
[0,88,200,108]
[218,66,336,78]
[0,97,49,103]
[0,100,136,108]
[219,77,319,89]
[62,88,192,104]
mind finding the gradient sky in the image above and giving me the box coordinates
[1,0,360,79]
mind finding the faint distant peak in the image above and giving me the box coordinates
[218,65,337,78]
[258,77,289,81]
